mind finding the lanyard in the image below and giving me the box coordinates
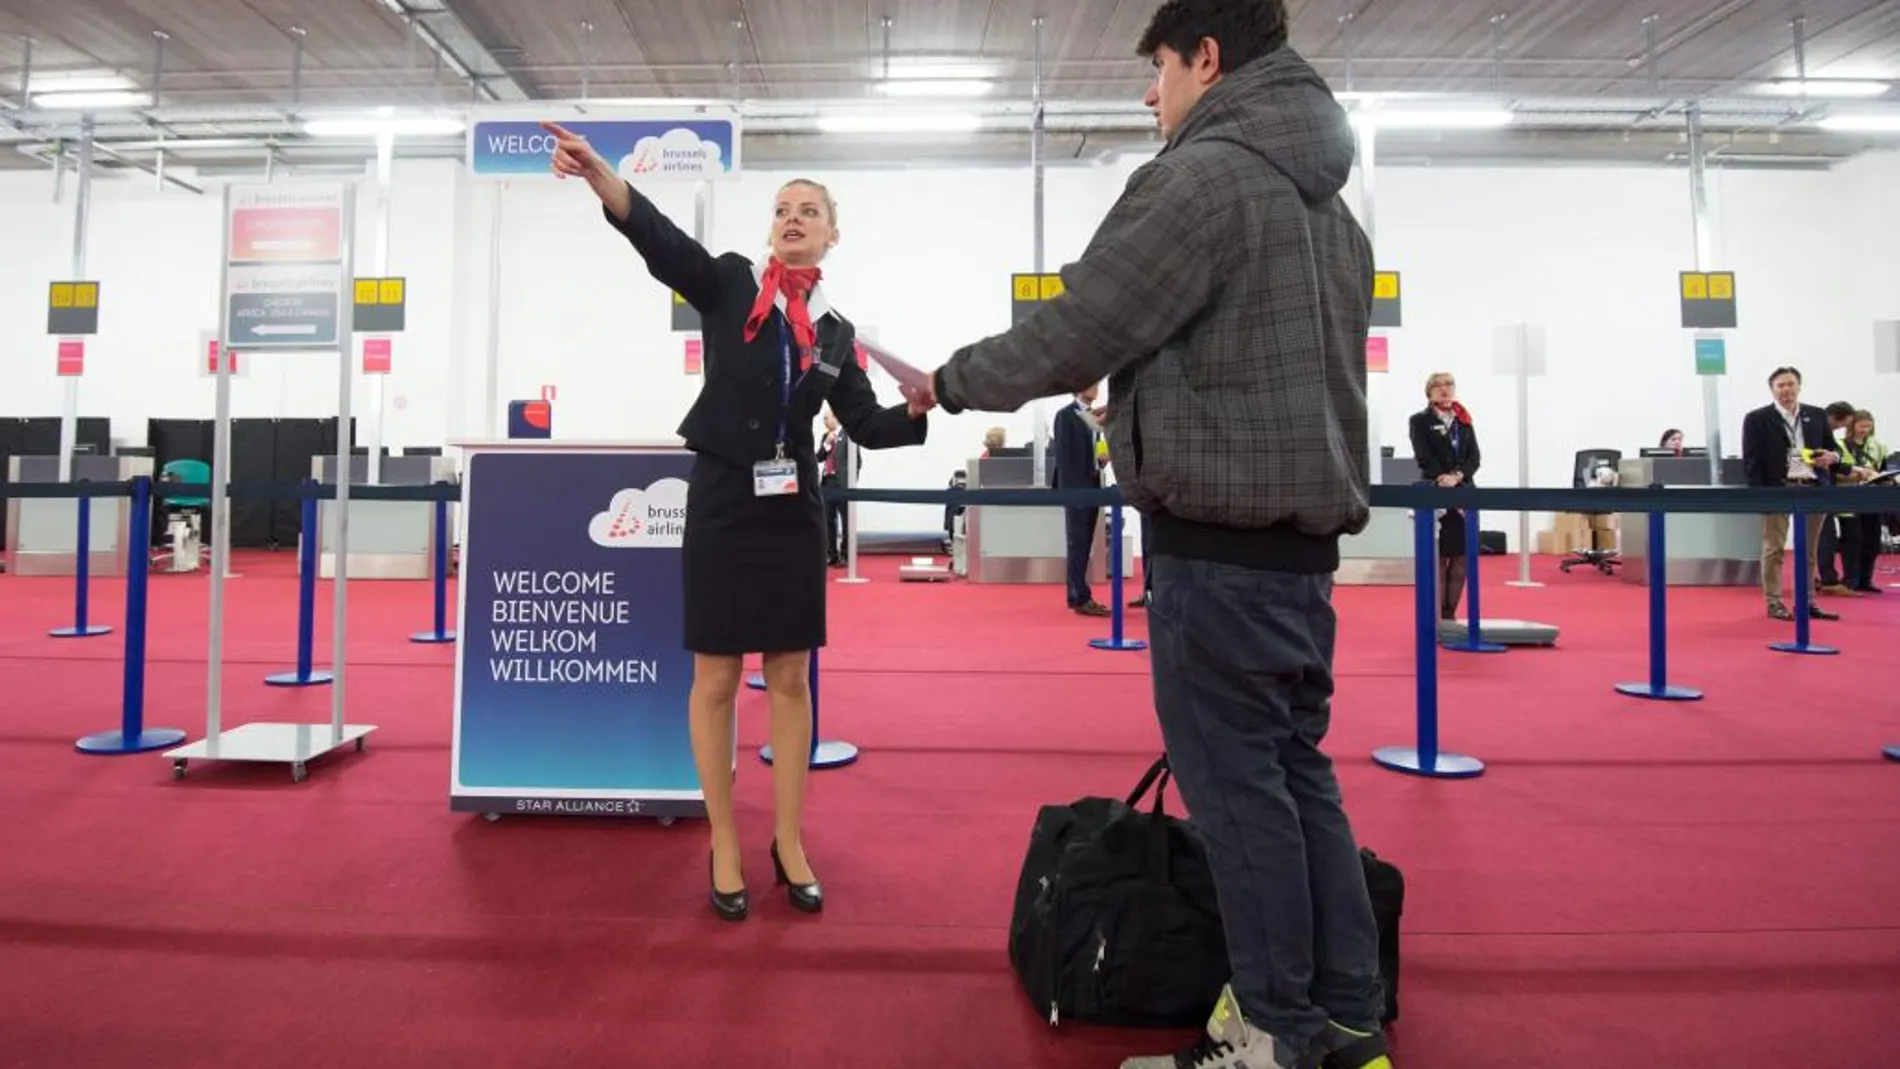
[1447,419,1461,452]
[774,315,807,459]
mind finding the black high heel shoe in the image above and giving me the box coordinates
[709,852,748,922]
[771,839,824,914]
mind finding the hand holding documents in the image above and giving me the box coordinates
[857,337,939,415]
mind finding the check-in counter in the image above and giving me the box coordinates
[1616,456,1760,587]
[963,455,1131,584]
[4,454,155,577]
[1338,456,1427,584]
[312,454,459,580]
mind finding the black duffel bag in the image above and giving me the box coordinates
[1008,756,1228,1028]
[1008,756,1406,1030]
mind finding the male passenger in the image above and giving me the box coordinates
[1052,383,1111,616]
[1815,400,1858,595]
[1740,367,1845,620]
[915,2,1391,1066]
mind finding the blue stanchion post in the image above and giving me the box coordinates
[77,477,186,754]
[1443,506,1505,653]
[1091,505,1148,652]
[1614,508,1702,701]
[1373,503,1485,778]
[50,484,113,638]
[759,648,859,769]
[266,483,334,686]
[1770,510,1838,656]
[411,494,457,644]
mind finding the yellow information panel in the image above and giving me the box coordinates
[1679,271,1736,329]
[47,280,101,335]
[1370,271,1402,328]
[1011,272,1066,324]
[353,276,408,332]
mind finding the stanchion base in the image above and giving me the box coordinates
[1505,581,1545,588]
[1442,640,1509,653]
[49,625,113,638]
[1089,637,1149,652]
[834,576,871,585]
[264,671,335,687]
[745,673,766,691]
[1613,681,1704,702]
[1371,746,1485,779]
[76,728,188,755]
[409,631,457,644]
[1883,745,1900,763]
[1768,641,1839,656]
[760,741,860,769]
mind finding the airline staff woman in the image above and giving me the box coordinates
[545,123,929,921]
[1409,371,1481,620]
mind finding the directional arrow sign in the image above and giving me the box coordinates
[226,265,342,348]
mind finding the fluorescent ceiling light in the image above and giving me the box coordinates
[1818,113,1900,132]
[303,116,466,137]
[30,90,153,109]
[1350,108,1514,130]
[877,59,1000,81]
[1758,79,1890,99]
[877,79,994,98]
[816,112,983,134]
[28,73,136,94]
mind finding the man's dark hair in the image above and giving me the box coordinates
[1825,401,1857,421]
[1768,366,1802,385]
[1137,0,1290,72]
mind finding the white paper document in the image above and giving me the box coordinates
[856,336,935,394]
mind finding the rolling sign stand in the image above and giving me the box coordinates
[166,180,376,784]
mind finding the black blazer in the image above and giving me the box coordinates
[1408,407,1480,486]
[817,429,860,481]
[603,183,926,471]
[1050,402,1101,490]
[1741,402,1842,487]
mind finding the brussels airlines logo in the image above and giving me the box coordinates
[589,478,688,548]
[618,128,726,179]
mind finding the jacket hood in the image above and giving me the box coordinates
[1163,47,1356,205]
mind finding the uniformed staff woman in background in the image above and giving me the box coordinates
[1409,371,1482,620]
[544,122,929,921]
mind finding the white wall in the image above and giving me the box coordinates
[3,147,1896,541]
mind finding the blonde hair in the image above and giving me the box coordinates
[984,426,1006,450]
[777,178,838,226]
[1424,371,1455,397]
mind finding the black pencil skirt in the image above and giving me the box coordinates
[682,450,828,655]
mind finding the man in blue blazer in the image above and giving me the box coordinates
[1740,366,1847,621]
[1052,383,1110,616]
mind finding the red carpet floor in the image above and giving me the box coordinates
[2,552,1897,1068]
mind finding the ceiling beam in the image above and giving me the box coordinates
[373,0,534,103]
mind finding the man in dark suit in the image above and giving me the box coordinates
[1052,383,1109,616]
[1741,366,1846,621]
[817,409,855,567]
[1815,400,1859,594]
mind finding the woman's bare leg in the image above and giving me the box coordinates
[691,653,745,891]
[759,648,815,883]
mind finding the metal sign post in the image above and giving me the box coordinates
[165,179,377,783]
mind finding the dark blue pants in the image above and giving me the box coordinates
[1147,556,1385,1048]
[1063,506,1096,607]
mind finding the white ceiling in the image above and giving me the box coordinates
[1,0,1897,175]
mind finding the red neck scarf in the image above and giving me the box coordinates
[1435,401,1473,426]
[743,257,823,369]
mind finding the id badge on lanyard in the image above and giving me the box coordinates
[753,319,802,497]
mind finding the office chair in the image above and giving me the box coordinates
[152,458,213,573]
[1559,448,1622,576]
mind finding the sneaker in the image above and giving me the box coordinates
[1119,985,1297,1069]
[1308,1021,1395,1069]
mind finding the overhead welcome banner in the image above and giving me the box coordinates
[466,111,742,181]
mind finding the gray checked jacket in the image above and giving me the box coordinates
[935,46,1374,545]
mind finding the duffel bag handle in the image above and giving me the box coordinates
[1126,755,1172,814]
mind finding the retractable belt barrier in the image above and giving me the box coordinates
[7,478,1898,771]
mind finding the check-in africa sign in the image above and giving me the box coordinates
[466,111,742,181]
